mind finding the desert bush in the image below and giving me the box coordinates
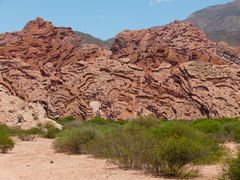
[18,133,36,141]
[142,137,201,178]
[53,127,96,154]
[192,118,240,143]
[53,117,226,178]
[54,116,76,127]
[153,122,224,164]
[0,134,15,153]
[85,127,156,169]
[192,119,222,134]
[84,121,223,178]
[83,117,122,135]
[42,122,61,139]
[144,122,222,176]
[221,151,240,180]
[150,121,206,141]
[0,124,11,136]
[10,127,44,138]
[1,124,46,141]
[26,127,44,135]
[232,127,240,143]
[128,115,161,128]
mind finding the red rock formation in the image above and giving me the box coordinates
[0,17,104,70]
[0,18,239,120]
[111,21,240,67]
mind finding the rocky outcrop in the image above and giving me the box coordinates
[0,56,239,120]
[0,86,61,129]
[0,17,104,70]
[111,21,240,66]
[0,18,239,121]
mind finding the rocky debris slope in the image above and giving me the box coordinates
[0,85,60,129]
[188,0,240,46]
[0,18,239,121]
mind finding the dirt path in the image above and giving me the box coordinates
[0,138,231,180]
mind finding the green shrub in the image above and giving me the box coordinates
[150,121,207,141]
[143,122,222,176]
[42,123,61,139]
[192,118,240,143]
[192,119,222,134]
[221,152,240,180]
[222,122,240,142]
[0,124,11,136]
[84,122,223,178]
[232,128,240,143]
[142,137,200,178]
[157,122,224,164]
[10,127,44,138]
[128,116,160,128]
[53,117,226,178]
[26,127,44,135]
[55,116,76,127]
[53,127,96,154]
[86,127,156,169]
[0,134,15,153]
[84,117,122,135]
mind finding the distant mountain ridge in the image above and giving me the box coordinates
[74,31,112,48]
[188,0,240,46]
[76,0,240,48]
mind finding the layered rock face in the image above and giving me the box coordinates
[0,18,239,121]
[0,85,61,129]
[0,18,104,70]
[112,21,240,66]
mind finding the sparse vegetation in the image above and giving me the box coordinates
[54,127,96,154]
[53,116,76,127]
[0,124,15,153]
[1,116,240,178]
[192,118,240,142]
[221,151,240,180]
[18,133,36,141]
[0,135,15,153]
[53,116,237,178]
[10,127,44,141]
[0,120,61,142]
[42,122,61,139]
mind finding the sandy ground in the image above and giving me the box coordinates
[0,138,236,180]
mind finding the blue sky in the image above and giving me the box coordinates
[0,0,231,40]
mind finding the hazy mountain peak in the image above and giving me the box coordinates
[188,0,240,46]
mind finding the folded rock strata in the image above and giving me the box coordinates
[0,18,239,121]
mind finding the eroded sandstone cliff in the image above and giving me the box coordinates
[0,18,239,121]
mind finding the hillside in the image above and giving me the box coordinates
[0,17,239,121]
[74,31,110,48]
[188,0,240,46]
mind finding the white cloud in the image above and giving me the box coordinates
[150,0,175,6]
